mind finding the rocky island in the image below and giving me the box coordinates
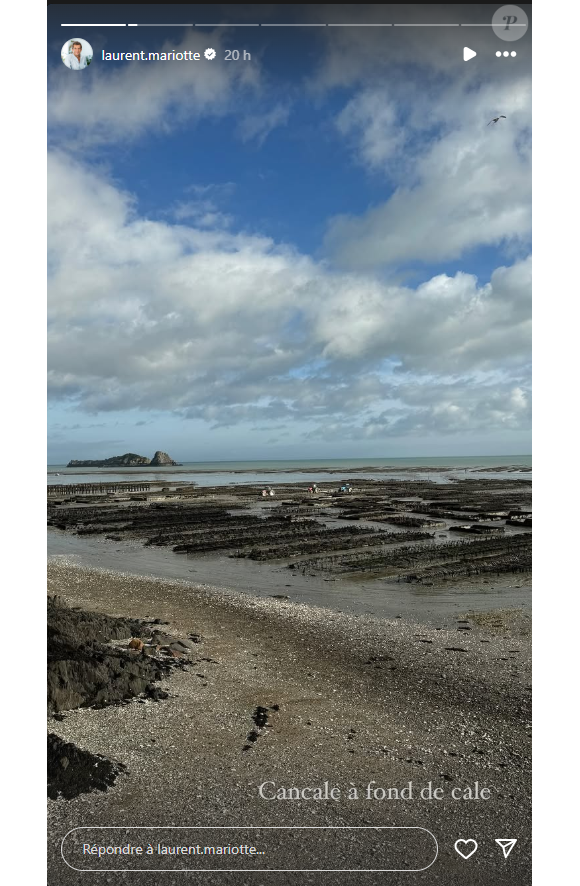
[150,450,179,466]
[67,450,181,468]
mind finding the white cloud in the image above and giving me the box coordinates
[307,379,531,441]
[325,76,531,267]
[237,102,291,146]
[310,7,529,90]
[48,152,531,439]
[336,91,407,171]
[167,182,235,228]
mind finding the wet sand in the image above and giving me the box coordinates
[47,561,530,885]
[47,463,532,487]
[48,529,531,625]
[47,472,531,625]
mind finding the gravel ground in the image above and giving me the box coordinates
[47,560,530,885]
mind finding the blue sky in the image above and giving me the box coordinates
[47,5,531,462]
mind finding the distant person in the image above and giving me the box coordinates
[63,40,90,70]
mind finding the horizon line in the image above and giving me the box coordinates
[47,454,532,465]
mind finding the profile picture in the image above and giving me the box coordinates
[61,38,93,70]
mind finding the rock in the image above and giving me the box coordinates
[252,706,271,728]
[67,453,151,468]
[150,632,174,646]
[150,450,180,466]
[47,598,177,714]
[66,449,181,468]
[169,641,195,654]
[146,687,169,701]
[48,734,126,800]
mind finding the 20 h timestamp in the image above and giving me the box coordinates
[204,48,252,61]
[225,49,252,61]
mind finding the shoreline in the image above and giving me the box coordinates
[47,467,532,627]
[48,533,532,627]
[48,560,530,884]
[48,463,532,477]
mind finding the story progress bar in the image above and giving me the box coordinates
[61,23,528,28]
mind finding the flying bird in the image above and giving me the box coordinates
[488,116,507,125]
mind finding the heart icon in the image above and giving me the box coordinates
[454,839,478,859]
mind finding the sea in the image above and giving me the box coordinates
[47,455,532,487]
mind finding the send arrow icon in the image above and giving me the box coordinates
[495,839,517,859]
[463,47,477,61]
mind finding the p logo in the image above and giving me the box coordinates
[492,5,529,41]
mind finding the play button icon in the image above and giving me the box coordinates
[463,47,477,61]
